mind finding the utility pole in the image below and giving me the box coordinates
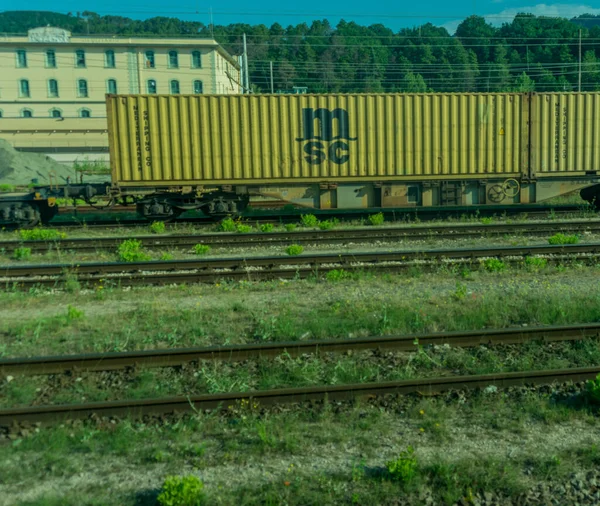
[243,33,250,94]
[578,29,582,92]
[270,61,274,93]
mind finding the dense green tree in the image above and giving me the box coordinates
[2,10,599,92]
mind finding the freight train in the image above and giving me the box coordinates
[2,92,600,227]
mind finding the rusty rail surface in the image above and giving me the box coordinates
[2,323,599,377]
[1,366,598,427]
[1,219,599,254]
[2,242,600,289]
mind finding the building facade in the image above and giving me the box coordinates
[0,26,241,119]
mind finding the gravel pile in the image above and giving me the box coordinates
[0,139,108,186]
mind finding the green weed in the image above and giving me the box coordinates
[193,244,210,256]
[19,229,66,241]
[525,257,548,270]
[160,252,174,261]
[259,223,274,233]
[117,239,151,262]
[482,258,506,272]
[318,219,339,230]
[480,217,494,225]
[218,218,236,232]
[0,184,15,192]
[13,247,31,260]
[149,221,166,234]
[300,214,319,227]
[326,269,353,282]
[452,282,467,300]
[586,374,600,404]
[368,212,385,226]
[157,475,205,506]
[386,446,418,484]
[284,223,297,232]
[66,305,84,320]
[286,244,304,256]
[236,224,253,233]
[548,233,579,245]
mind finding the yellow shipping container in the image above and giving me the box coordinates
[107,93,528,186]
[530,93,600,176]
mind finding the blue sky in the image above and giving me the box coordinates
[4,2,600,33]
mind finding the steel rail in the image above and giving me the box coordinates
[2,243,600,289]
[2,242,600,277]
[2,323,599,377]
[47,203,591,230]
[1,366,598,426]
[2,219,600,254]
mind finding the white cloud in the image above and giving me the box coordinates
[442,3,600,34]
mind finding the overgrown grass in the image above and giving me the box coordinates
[6,271,600,357]
[548,233,579,245]
[2,391,599,505]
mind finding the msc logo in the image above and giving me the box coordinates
[296,108,357,165]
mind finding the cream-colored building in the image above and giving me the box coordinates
[0,26,242,120]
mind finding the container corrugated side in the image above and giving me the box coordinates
[107,94,527,186]
[530,93,600,176]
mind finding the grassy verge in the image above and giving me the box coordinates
[1,386,598,505]
[2,338,600,408]
[1,267,600,357]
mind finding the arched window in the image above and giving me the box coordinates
[105,50,115,68]
[77,79,88,97]
[147,79,157,94]
[16,49,27,68]
[168,50,178,68]
[50,109,62,118]
[75,49,86,67]
[48,79,59,98]
[19,79,30,97]
[46,49,56,68]
[193,80,203,94]
[79,109,91,118]
[192,51,201,68]
[145,51,155,68]
[170,80,180,94]
[21,109,33,118]
[107,79,118,94]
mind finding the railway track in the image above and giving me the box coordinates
[1,219,599,254]
[2,366,598,427]
[48,203,592,230]
[2,323,599,377]
[2,242,600,289]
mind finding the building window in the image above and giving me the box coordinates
[193,80,203,94]
[79,109,91,118]
[21,109,33,118]
[145,51,155,68]
[0,110,3,118]
[48,79,59,98]
[192,51,202,68]
[147,79,157,94]
[107,79,118,94]
[46,49,56,68]
[170,80,180,94]
[168,50,179,68]
[75,49,86,68]
[19,79,30,98]
[16,49,27,68]
[105,50,116,68]
[50,109,62,118]
[77,79,88,97]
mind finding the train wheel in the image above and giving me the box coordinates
[136,201,182,222]
[0,204,41,228]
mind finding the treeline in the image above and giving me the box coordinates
[2,10,600,93]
